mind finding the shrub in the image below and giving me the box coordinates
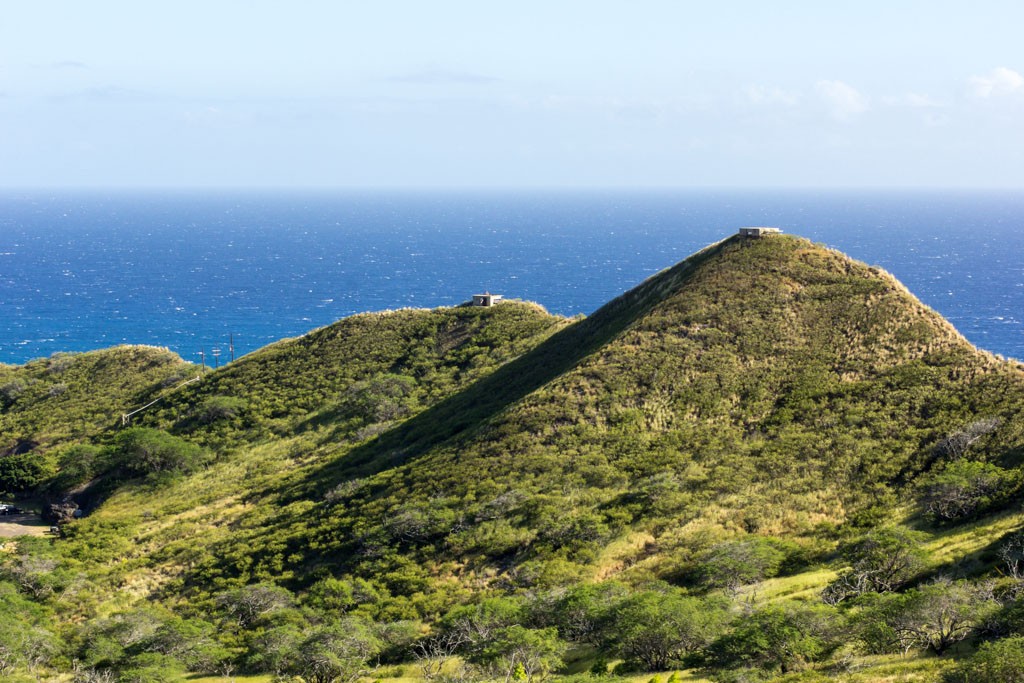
[549,581,629,644]
[105,428,206,478]
[473,625,565,683]
[195,395,247,424]
[215,583,296,629]
[945,636,1024,682]
[0,452,55,492]
[0,379,28,408]
[1001,531,1024,581]
[50,443,103,492]
[286,618,382,683]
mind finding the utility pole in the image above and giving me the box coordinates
[212,347,221,369]
[229,333,235,363]
[198,348,206,371]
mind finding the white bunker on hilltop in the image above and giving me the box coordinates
[738,226,783,238]
[472,292,503,307]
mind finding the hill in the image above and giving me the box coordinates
[2,233,1024,682]
[0,345,195,493]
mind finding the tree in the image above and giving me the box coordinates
[694,537,785,593]
[919,460,1020,523]
[1000,531,1024,581]
[441,597,524,657]
[146,615,230,674]
[242,623,303,677]
[50,443,103,492]
[0,379,27,408]
[215,583,295,629]
[195,395,247,424]
[0,621,58,676]
[709,603,841,675]
[476,625,565,683]
[550,582,628,644]
[306,577,357,613]
[822,527,925,604]
[0,452,55,492]
[345,374,416,423]
[413,630,470,681]
[860,579,996,655]
[611,591,729,671]
[287,619,382,683]
[933,418,1001,459]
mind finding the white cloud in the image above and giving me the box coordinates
[969,67,1023,98]
[742,85,800,107]
[816,80,869,121]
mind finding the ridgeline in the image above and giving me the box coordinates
[1,233,1023,682]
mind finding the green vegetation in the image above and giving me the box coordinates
[1,234,1023,682]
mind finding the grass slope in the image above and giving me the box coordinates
[209,234,1022,593]
[4,234,1024,682]
[0,345,194,453]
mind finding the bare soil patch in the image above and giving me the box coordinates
[0,513,50,538]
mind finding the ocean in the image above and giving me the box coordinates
[1,189,1022,365]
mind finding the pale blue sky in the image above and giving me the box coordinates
[2,1,1023,188]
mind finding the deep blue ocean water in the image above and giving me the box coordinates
[1,190,1022,365]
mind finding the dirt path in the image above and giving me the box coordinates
[0,514,50,538]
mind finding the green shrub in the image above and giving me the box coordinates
[105,427,206,478]
[195,395,247,424]
[858,579,997,655]
[49,443,103,492]
[945,636,1024,682]
[0,451,55,492]
[0,378,28,408]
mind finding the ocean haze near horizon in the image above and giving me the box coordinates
[1,189,1021,365]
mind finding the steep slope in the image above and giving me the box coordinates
[187,234,1024,595]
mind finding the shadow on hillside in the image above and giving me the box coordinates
[292,237,733,499]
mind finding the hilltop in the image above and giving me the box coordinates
[2,233,1024,682]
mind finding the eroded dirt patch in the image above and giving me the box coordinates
[0,514,50,538]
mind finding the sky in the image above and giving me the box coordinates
[1,1,1023,189]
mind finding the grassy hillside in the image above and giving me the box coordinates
[3,234,1024,682]
[0,345,195,495]
[245,234,1024,591]
[140,300,570,447]
[0,345,194,450]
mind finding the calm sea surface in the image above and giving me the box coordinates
[1,190,1022,364]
